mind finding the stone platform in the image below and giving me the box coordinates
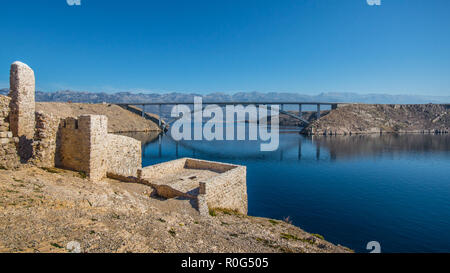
[138,158,247,216]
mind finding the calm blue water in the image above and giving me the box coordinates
[132,130,450,253]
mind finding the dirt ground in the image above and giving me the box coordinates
[36,102,161,133]
[0,167,351,253]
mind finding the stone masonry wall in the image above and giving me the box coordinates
[0,95,20,169]
[106,134,141,178]
[57,115,108,181]
[86,115,109,182]
[199,165,247,215]
[2,61,142,182]
[138,158,248,215]
[137,157,187,180]
[32,111,60,167]
[57,117,92,175]
[185,158,235,173]
[57,114,140,181]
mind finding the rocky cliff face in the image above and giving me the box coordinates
[301,104,450,135]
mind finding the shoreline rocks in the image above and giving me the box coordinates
[301,104,450,136]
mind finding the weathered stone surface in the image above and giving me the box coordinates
[106,134,141,177]
[0,94,21,169]
[57,115,106,181]
[56,114,141,182]
[9,61,35,139]
[0,132,13,138]
[32,111,60,167]
[139,158,248,215]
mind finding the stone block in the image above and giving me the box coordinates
[9,61,35,139]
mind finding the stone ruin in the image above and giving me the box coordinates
[0,61,248,216]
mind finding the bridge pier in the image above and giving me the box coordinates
[317,104,321,119]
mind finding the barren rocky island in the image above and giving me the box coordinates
[301,104,450,135]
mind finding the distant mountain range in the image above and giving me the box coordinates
[1,88,449,104]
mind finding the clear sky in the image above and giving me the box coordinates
[0,0,449,95]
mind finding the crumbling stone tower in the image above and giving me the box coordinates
[58,115,108,182]
[9,61,36,161]
[9,61,35,139]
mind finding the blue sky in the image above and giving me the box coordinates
[0,0,449,95]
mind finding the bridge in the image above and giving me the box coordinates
[115,101,342,130]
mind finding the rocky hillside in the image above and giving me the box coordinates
[278,111,331,126]
[36,102,161,133]
[302,104,450,135]
[0,167,351,253]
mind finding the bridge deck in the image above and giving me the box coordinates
[114,101,342,128]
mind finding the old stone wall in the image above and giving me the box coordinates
[199,165,247,215]
[137,158,187,180]
[106,134,141,178]
[57,115,108,181]
[185,158,235,173]
[32,111,60,167]
[57,114,140,181]
[138,158,248,215]
[57,116,92,175]
[86,115,109,182]
[0,95,20,169]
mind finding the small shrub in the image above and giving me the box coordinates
[301,237,316,245]
[51,243,64,249]
[111,213,120,219]
[209,208,217,217]
[168,228,176,237]
[209,208,241,216]
[78,171,87,179]
[312,233,324,240]
[280,233,300,241]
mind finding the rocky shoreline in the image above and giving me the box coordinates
[301,104,450,135]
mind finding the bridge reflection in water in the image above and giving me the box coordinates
[118,130,450,165]
[118,128,450,164]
